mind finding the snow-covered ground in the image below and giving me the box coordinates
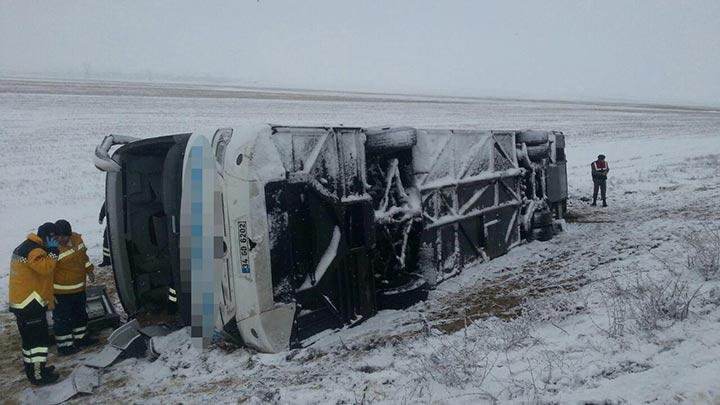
[1,83,720,404]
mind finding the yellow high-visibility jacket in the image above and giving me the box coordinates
[54,233,94,295]
[9,234,58,310]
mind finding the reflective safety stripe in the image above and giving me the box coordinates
[77,243,86,250]
[73,326,87,333]
[22,347,49,355]
[85,261,92,268]
[73,333,86,339]
[168,287,177,295]
[55,334,73,342]
[58,248,77,260]
[57,341,75,347]
[9,291,47,309]
[23,355,47,363]
[54,281,85,290]
[168,295,178,302]
[102,248,111,254]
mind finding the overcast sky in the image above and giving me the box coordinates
[1,0,719,106]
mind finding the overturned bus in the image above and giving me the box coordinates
[94,125,567,353]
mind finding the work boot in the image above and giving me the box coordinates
[23,363,36,383]
[98,258,111,267]
[75,336,99,348]
[40,364,59,385]
[57,344,80,356]
[26,362,59,386]
[602,200,608,207]
[591,201,597,206]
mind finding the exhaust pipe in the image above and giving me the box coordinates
[94,134,140,172]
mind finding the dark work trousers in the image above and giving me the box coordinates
[53,291,88,348]
[592,177,607,202]
[11,301,51,381]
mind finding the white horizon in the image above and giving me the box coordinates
[1,0,719,107]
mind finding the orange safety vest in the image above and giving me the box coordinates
[54,233,94,295]
[9,234,57,310]
[592,160,608,171]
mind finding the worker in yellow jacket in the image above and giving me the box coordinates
[9,222,61,385]
[52,220,98,355]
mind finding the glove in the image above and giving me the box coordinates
[88,271,96,283]
[45,238,60,256]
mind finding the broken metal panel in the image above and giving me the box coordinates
[84,345,124,369]
[84,320,166,370]
[108,318,142,350]
[83,319,143,369]
[73,365,101,394]
[22,366,100,405]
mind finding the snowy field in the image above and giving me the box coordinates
[1,82,720,404]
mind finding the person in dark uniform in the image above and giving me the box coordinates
[8,222,60,385]
[52,220,99,355]
[591,154,609,207]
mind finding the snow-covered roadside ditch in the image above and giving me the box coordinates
[0,91,719,403]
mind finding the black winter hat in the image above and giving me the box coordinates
[37,222,58,239]
[598,154,606,160]
[55,219,72,236]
